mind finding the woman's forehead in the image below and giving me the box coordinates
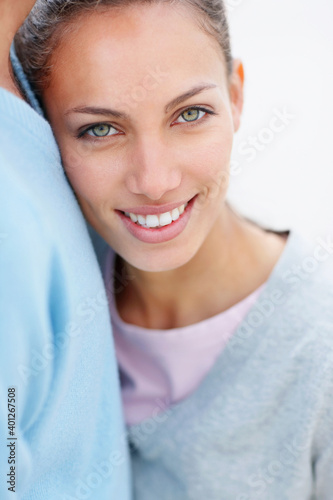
[48,4,227,98]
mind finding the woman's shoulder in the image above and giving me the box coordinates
[281,228,333,293]
[271,227,333,336]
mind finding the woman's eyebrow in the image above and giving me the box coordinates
[65,106,130,120]
[65,83,217,119]
[164,83,218,113]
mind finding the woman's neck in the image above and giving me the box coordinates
[114,206,288,329]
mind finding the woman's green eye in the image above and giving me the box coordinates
[177,107,207,124]
[82,107,211,139]
[181,108,199,122]
[87,124,113,137]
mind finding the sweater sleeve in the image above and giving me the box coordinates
[0,160,55,498]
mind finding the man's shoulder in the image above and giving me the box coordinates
[0,87,60,166]
[0,147,58,243]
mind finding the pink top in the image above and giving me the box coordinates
[104,248,267,425]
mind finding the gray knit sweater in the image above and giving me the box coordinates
[127,229,333,500]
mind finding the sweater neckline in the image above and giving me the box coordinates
[126,228,311,442]
[105,228,290,334]
[106,248,268,336]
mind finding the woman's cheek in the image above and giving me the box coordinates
[189,135,232,212]
[193,137,231,183]
[62,152,96,199]
[61,145,117,202]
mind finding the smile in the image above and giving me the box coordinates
[123,202,188,229]
[117,195,197,244]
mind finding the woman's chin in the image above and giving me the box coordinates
[119,244,200,274]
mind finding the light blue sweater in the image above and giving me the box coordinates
[127,229,333,500]
[0,57,131,498]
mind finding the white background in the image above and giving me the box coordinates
[226,0,333,239]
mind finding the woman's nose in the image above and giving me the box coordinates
[125,134,182,200]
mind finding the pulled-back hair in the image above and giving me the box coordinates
[15,0,233,96]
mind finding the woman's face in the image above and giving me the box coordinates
[43,3,244,272]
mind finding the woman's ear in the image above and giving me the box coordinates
[229,59,244,133]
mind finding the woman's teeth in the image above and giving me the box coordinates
[124,202,188,228]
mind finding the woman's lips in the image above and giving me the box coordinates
[120,197,192,216]
[116,194,197,244]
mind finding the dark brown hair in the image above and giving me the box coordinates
[15,0,233,96]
